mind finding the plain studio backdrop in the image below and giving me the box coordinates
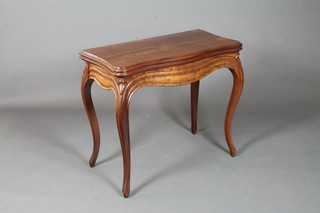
[0,0,320,213]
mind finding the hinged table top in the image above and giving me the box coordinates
[80,29,242,76]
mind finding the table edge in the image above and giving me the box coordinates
[80,44,242,77]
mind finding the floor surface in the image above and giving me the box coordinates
[0,103,319,212]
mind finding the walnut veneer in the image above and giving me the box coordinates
[80,29,244,198]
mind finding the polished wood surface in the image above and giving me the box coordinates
[81,62,100,168]
[191,80,200,134]
[80,30,244,198]
[80,29,242,76]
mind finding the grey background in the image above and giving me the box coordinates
[1,0,320,212]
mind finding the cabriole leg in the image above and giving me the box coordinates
[225,58,244,157]
[81,67,101,167]
[191,80,200,134]
[115,93,131,198]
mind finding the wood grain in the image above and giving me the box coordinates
[80,30,244,197]
[225,58,244,157]
[80,29,242,76]
[191,81,200,134]
[81,63,100,167]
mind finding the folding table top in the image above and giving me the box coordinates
[80,29,242,76]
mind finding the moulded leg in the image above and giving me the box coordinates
[81,71,100,167]
[225,58,244,157]
[191,80,200,134]
[115,94,131,198]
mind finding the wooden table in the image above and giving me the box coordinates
[80,29,244,198]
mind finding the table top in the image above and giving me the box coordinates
[80,29,242,76]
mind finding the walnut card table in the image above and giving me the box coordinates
[79,29,244,198]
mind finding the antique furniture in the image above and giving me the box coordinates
[80,29,244,198]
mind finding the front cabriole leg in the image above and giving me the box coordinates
[87,64,134,198]
[115,79,132,198]
[81,64,101,167]
[225,57,244,157]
